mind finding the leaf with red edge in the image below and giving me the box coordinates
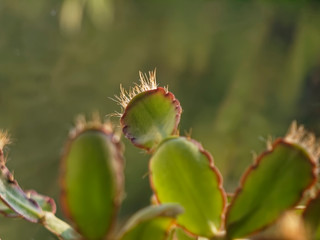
[121,87,181,151]
[226,139,316,239]
[26,190,56,214]
[150,137,226,238]
[0,200,20,218]
[118,204,183,240]
[0,150,43,222]
[60,125,124,240]
[0,190,56,218]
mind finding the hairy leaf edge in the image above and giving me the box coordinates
[59,126,125,239]
[121,87,182,152]
[148,137,227,237]
[225,138,317,238]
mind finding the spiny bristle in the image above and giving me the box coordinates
[0,130,11,151]
[266,135,273,151]
[111,69,168,116]
[184,128,193,139]
[70,113,113,138]
[251,151,258,162]
[285,121,320,163]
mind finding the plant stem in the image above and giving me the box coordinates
[42,211,81,240]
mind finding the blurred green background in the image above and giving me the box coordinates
[1,0,320,239]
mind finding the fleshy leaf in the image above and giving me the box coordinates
[0,190,56,217]
[303,191,320,239]
[60,123,124,240]
[118,203,183,240]
[0,150,43,222]
[226,139,316,239]
[26,190,56,214]
[0,199,19,217]
[150,137,226,238]
[0,130,80,240]
[121,87,181,151]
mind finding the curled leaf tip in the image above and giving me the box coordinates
[113,69,168,114]
[70,112,113,138]
[285,121,320,163]
[0,130,11,151]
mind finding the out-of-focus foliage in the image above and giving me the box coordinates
[0,0,320,239]
[60,0,114,34]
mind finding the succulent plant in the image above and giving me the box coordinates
[1,70,320,240]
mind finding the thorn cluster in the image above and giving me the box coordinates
[285,121,320,163]
[69,112,114,139]
[0,130,11,151]
[112,69,168,115]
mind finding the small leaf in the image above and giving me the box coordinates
[117,71,181,151]
[226,139,316,239]
[26,190,56,214]
[0,190,56,218]
[303,191,320,239]
[118,203,183,240]
[0,150,43,222]
[121,88,181,151]
[60,121,124,240]
[150,137,226,238]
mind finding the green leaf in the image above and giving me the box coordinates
[61,128,124,240]
[150,137,226,238]
[0,199,19,217]
[118,203,183,240]
[0,151,43,222]
[0,190,56,218]
[226,139,316,239]
[121,88,181,151]
[25,190,56,213]
[303,191,320,239]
